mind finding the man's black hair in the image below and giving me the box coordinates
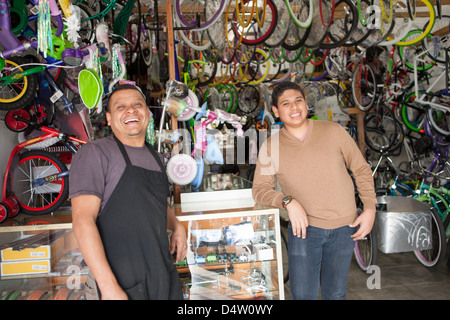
[271,81,306,108]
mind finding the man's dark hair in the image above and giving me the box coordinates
[271,81,306,108]
[106,84,147,112]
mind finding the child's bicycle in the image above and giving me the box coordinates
[0,108,88,222]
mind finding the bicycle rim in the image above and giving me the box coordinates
[414,209,447,267]
[232,0,278,45]
[264,0,291,47]
[400,99,425,133]
[365,105,403,153]
[379,0,413,46]
[421,15,450,64]
[354,229,378,271]
[351,62,377,111]
[323,0,358,48]
[13,150,69,215]
[394,0,435,46]
[427,108,450,137]
[0,58,32,106]
[175,0,229,31]
[285,0,313,28]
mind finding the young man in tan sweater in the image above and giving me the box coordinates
[252,81,377,300]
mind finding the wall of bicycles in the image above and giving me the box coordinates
[0,0,449,208]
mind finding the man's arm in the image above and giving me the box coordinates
[339,125,377,240]
[71,195,128,300]
[167,207,187,263]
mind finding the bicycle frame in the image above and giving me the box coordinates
[413,49,450,113]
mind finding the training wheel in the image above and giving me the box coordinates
[0,203,9,223]
[166,154,198,185]
[4,197,19,218]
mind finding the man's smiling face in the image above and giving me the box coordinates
[106,89,149,147]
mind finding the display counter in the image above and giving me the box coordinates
[172,173,285,300]
[0,174,284,300]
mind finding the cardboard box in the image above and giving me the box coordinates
[1,259,51,276]
[252,244,274,261]
[0,233,65,276]
[1,234,64,262]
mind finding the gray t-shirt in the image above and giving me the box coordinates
[69,136,164,214]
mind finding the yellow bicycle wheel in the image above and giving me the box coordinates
[238,48,270,85]
[0,59,29,103]
[394,0,435,46]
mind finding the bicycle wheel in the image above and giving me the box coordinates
[323,0,358,48]
[354,229,378,271]
[232,0,278,46]
[238,85,260,114]
[351,61,377,111]
[414,208,447,268]
[365,104,403,153]
[175,0,229,31]
[426,107,450,137]
[4,108,31,132]
[140,22,156,67]
[400,92,426,133]
[394,0,435,46]
[11,150,69,215]
[0,57,38,111]
[285,0,313,28]
[345,0,375,46]
[421,15,450,64]
[264,0,291,47]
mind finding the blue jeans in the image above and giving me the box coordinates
[288,224,356,300]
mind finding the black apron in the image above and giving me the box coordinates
[96,136,183,300]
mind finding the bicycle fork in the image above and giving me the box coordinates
[32,170,69,188]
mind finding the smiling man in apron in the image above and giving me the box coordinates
[70,84,186,300]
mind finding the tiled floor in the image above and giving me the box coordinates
[281,226,450,300]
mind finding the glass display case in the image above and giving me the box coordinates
[0,209,88,300]
[0,174,285,300]
[173,173,285,300]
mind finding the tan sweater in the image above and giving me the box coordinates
[252,120,377,229]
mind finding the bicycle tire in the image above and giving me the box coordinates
[0,57,38,111]
[140,22,155,67]
[426,108,450,137]
[4,108,31,132]
[400,92,426,133]
[12,150,69,215]
[0,203,8,223]
[238,85,260,114]
[322,0,358,48]
[351,62,377,111]
[285,0,314,28]
[394,0,435,46]
[345,0,375,46]
[366,103,404,153]
[354,228,378,271]
[264,0,291,48]
[421,15,450,64]
[175,0,229,31]
[413,208,447,268]
[282,24,311,51]
[232,0,278,46]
